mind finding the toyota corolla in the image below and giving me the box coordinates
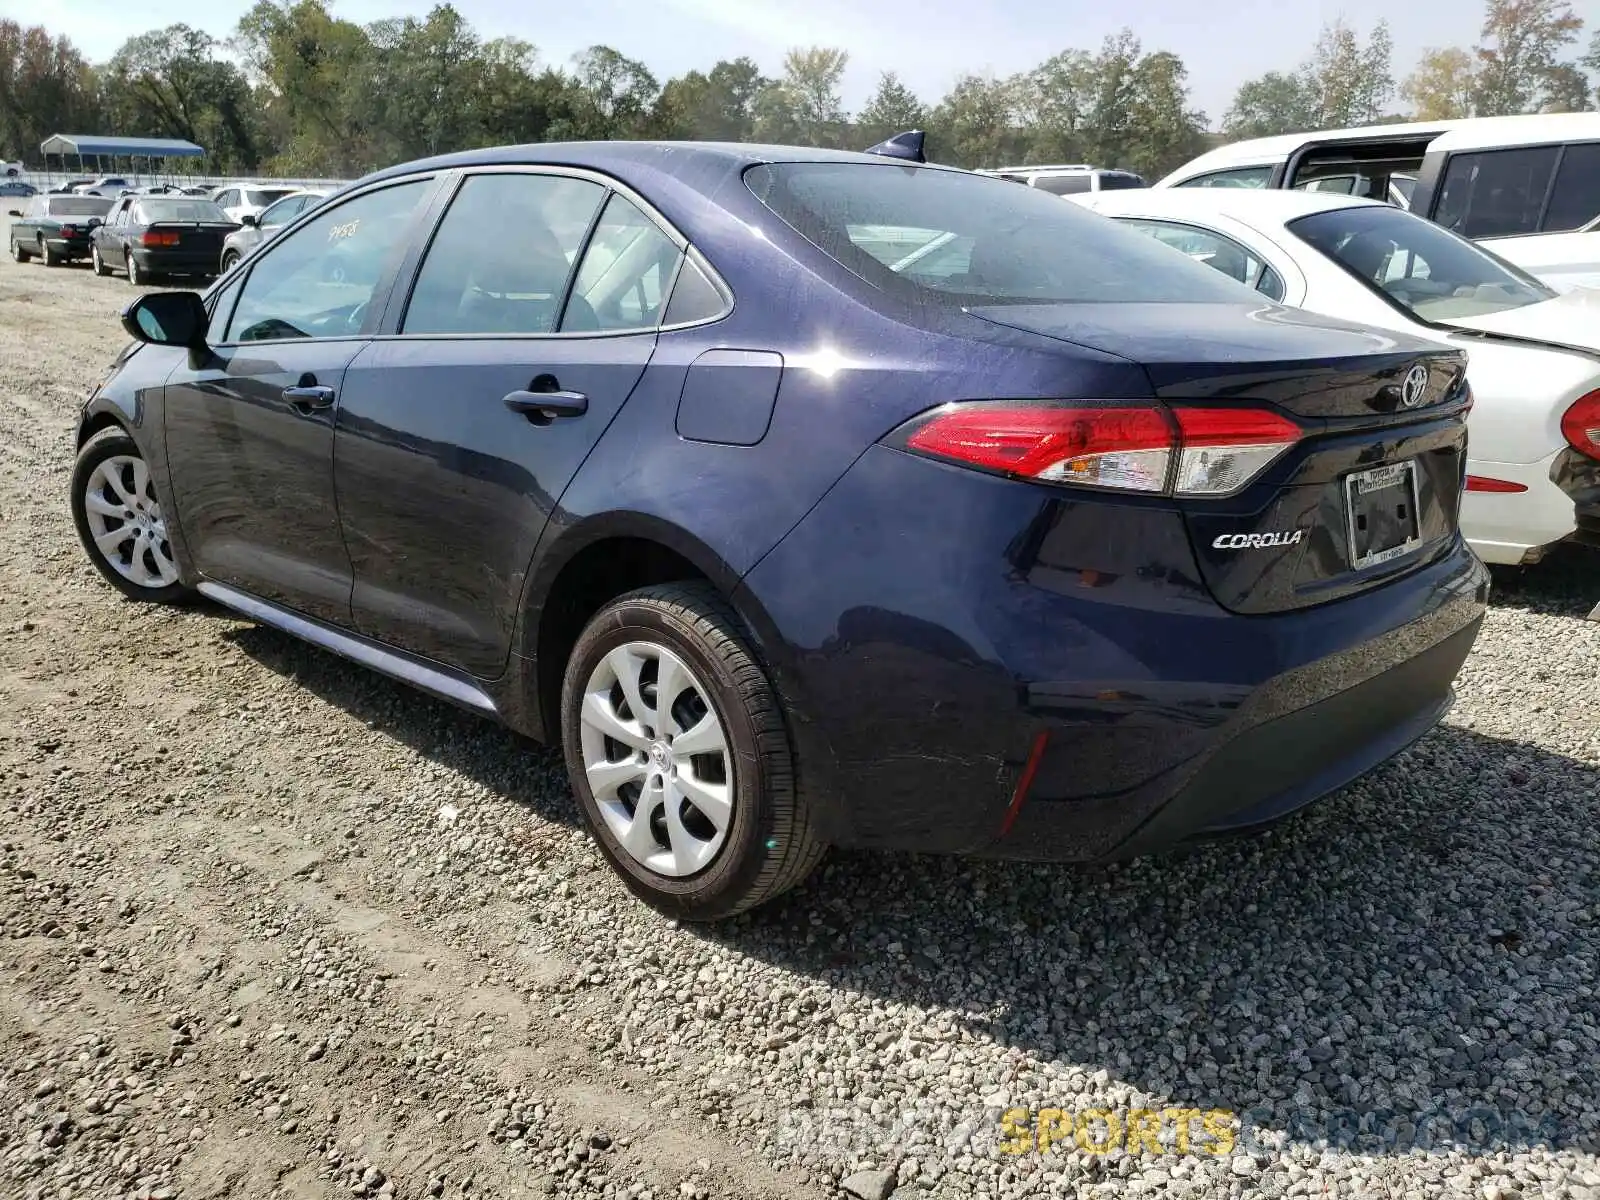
[70,139,1488,919]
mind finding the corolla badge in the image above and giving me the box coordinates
[1400,364,1429,408]
[1212,530,1305,550]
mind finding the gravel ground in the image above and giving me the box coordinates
[3,213,1600,1200]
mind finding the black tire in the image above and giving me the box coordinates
[91,245,108,276]
[70,430,191,605]
[40,236,61,266]
[127,252,145,286]
[10,235,29,263]
[220,252,239,274]
[560,583,826,920]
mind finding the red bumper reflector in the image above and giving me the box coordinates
[1465,475,1528,493]
[997,731,1050,839]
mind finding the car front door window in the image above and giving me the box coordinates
[226,180,432,343]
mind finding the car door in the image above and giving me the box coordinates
[99,199,130,266]
[332,170,682,677]
[161,176,437,626]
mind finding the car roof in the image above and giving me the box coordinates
[359,140,966,189]
[1076,187,1386,225]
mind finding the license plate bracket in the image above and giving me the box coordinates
[1345,460,1422,570]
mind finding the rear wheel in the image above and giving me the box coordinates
[70,431,190,604]
[9,236,28,263]
[39,236,61,266]
[127,252,145,286]
[560,583,825,920]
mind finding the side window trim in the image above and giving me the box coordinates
[212,173,444,347]
[376,164,734,341]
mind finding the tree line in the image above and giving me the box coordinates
[0,0,1594,184]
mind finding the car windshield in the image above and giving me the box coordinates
[244,188,296,207]
[47,196,112,217]
[1289,204,1555,321]
[744,162,1258,306]
[135,198,232,224]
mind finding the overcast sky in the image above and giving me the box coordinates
[45,0,1568,123]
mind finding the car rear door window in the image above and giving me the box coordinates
[402,172,606,336]
[561,193,683,332]
[225,179,431,343]
[1120,218,1287,301]
[1434,146,1560,238]
[1032,174,1091,195]
[1541,143,1600,233]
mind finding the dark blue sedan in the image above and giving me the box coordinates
[70,140,1488,918]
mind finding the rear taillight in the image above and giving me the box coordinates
[898,402,1301,497]
[141,231,178,247]
[1560,388,1600,461]
[59,224,77,236]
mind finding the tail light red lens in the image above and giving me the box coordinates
[1560,388,1600,461]
[141,230,179,247]
[59,224,77,236]
[900,402,1301,497]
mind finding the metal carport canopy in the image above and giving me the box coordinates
[39,135,204,158]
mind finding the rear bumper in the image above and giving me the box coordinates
[741,444,1490,861]
[44,236,91,257]
[1463,449,1578,565]
[130,248,218,274]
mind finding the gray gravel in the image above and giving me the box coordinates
[3,215,1600,1200]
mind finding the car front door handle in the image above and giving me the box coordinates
[503,389,588,423]
[283,384,336,412]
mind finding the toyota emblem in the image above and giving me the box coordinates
[1400,364,1429,408]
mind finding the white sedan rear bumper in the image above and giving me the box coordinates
[1461,449,1577,565]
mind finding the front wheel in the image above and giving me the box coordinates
[70,430,190,604]
[560,583,825,920]
[220,251,239,274]
[91,245,108,276]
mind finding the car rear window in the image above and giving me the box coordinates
[135,199,233,224]
[743,162,1251,305]
[47,196,112,217]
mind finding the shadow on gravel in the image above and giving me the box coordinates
[217,595,1600,1161]
[1488,543,1600,618]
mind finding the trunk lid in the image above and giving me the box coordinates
[1439,287,1600,353]
[150,220,236,255]
[967,301,1472,614]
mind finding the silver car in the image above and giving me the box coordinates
[217,189,328,273]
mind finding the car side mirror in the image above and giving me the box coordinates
[240,213,258,227]
[121,292,209,349]
[87,217,103,230]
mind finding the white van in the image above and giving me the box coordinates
[1155,113,1600,291]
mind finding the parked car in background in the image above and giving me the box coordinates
[210,183,300,223]
[1155,112,1600,291]
[218,188,329,272]
[1076,186,1600,566]
[975,163,1146,194]
[89,194,238,285]
[70,141,1486,918]
[0,180,37,198]
[77,177,132,197]
[179,186,214,197]
[52,179,95,195]
[7,192,113,265]
[1,160,23,178]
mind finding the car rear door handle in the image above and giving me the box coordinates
[504,389,588,423]
[283,384,335,412]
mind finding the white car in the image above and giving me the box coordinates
[1075,188,1600,567]
[1153,112,1600,292]
[76,176,132,197]
[209,182,301,224]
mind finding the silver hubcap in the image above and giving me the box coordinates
[83,455,178,589]
[579,641,732,877]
